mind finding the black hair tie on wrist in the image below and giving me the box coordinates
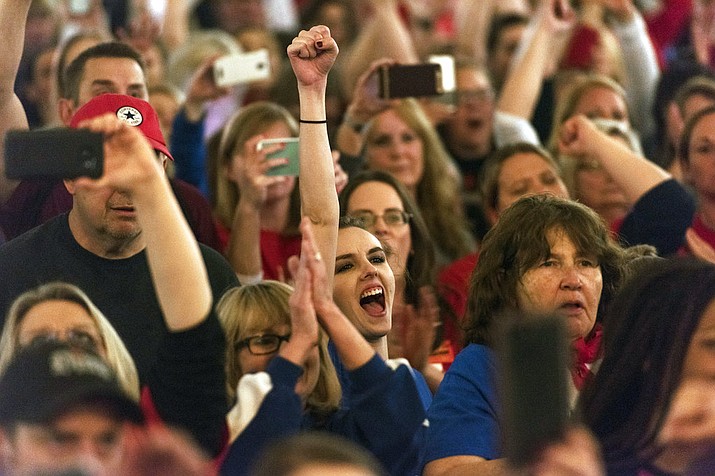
[299,119,328,124]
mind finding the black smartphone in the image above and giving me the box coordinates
[496,312,570,467]
[4,129,104,180]
[378,63,443,99]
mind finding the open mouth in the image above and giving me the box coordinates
[466,118,483,129]
[360,287,386,316]
[559,300,585,315]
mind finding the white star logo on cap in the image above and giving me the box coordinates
[117,106,143,127]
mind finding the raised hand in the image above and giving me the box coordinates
[389,286,440,372]
[540,0,577,34]
[72,113,163,195]
[558,115,603,157]
[287,25,339,90]
[346,58,393,123]
[332,150,349,194]
[225,134,292,211]
[183,56,231,121]
[298,216,376,370]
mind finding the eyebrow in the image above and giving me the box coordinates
[335,247,385,261]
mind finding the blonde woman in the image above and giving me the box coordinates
[361,98,476,264]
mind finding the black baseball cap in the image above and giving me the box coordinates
[0,341,143,425]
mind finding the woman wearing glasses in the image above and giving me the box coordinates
[339,170,450,390]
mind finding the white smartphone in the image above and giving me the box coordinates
[256,138,299,176]
[213,49,271,88]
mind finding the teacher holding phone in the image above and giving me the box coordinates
[423,194,627,475]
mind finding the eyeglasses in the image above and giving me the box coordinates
[234,333,291,355]
[456,88,495,104]
[22,329,103,353]
[348,209,412,228]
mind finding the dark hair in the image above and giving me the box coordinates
[480,142,562,213]
[487,13,529,54]
[339,170,436,305]
[578,258,715,473]
[678,105,715,165]
[251,432,387,476]
[56,30,109,98]
[63,42,145,103]
[463,194,625,346]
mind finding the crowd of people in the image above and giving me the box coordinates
[3,0,715,475]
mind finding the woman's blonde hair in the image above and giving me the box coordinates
[211,101,300,231]
[217,281,342,417]
[548,73,628,153]
[0,282,140,401]
[167,29,242,92]
[364,98,475,262]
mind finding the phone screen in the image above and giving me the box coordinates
[257,138,300,176]
[379,63,442,99]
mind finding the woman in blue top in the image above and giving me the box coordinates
[424,194,627,475]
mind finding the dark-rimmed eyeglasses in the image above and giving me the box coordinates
[234,333,291,355]
[348,209,412,228]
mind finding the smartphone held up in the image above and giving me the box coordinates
[4,128,104,180]
[213,49,272,88]
[257,138,300,176]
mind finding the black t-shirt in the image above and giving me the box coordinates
[0,213,238,381]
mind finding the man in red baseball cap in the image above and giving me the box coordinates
[69,93,174,162]
[0,1,238,460]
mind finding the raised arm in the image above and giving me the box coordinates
[558,114,670,203]
[75,114,211,331]
[335,58,393,157]
[0,0,31,205]
[341,0,419,99]
[452,0,532,63]
[287,26,340,288]
[603,0,660,140]
[496,0,575,119]
[225,136,292,282]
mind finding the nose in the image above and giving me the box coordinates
[560,266,583,290]
[360,260,379,279]
[371,216,390,237]
[388,139,408,157]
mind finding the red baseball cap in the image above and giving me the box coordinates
[70,93,174,161]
